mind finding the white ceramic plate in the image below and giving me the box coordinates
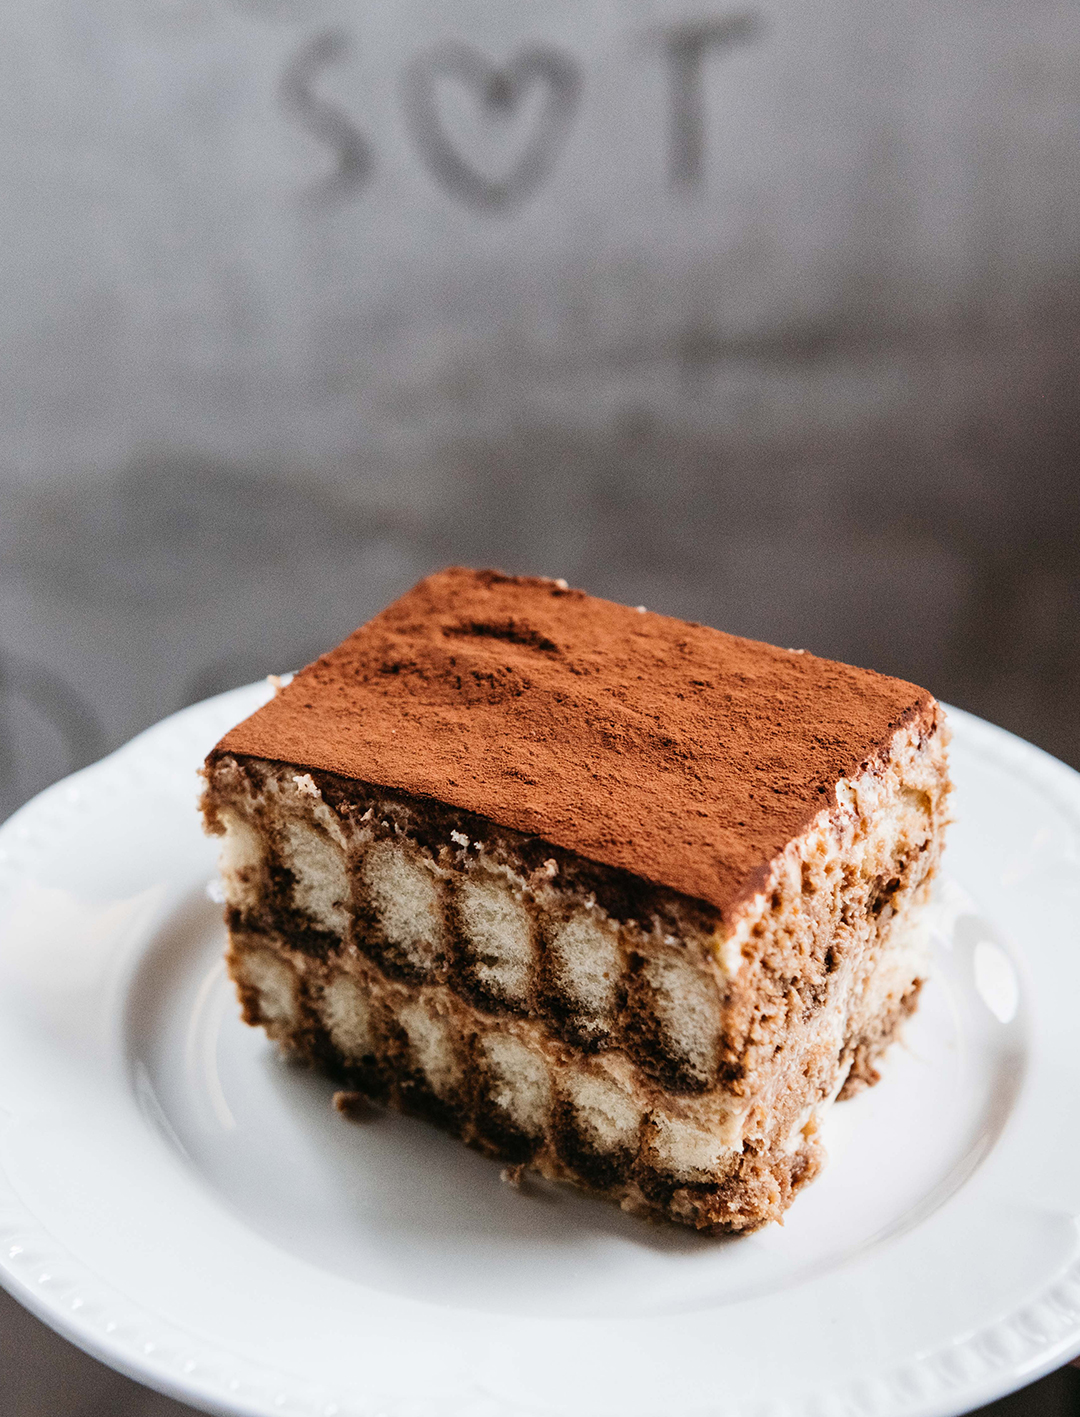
[0,685,1078,1417]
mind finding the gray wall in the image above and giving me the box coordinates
[3,0,1080,822]
[1,0,1078,1410]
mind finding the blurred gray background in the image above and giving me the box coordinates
[1,0,1078,1412]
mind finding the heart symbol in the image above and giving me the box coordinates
[403,44,581,211]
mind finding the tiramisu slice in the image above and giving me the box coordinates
[201,569,949,1232]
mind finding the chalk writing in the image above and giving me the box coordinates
[280,29,375,201]
[662,13,762,188]
[275,14,763,209]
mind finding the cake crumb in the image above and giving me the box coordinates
[500,1164,526,1189]
[293,772,319,798]
[333,1090,377,1121]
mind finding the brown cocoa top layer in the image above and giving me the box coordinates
[212,568,937,918]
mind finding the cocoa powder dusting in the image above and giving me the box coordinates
[212,568,937,917]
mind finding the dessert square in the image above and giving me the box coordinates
[201,568,949,1231]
